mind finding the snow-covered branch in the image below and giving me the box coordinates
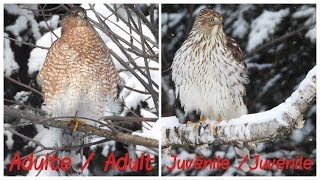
[4,105,159,148]
[162,66,316,147]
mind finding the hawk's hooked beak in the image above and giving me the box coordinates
[214,19,222,26]
[79,12,86,20]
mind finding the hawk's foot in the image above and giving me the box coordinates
[216,113,222,122]
[70,118,86,132]
[185,120,198,135]
[199,114,206,123]
[186,120,196,124]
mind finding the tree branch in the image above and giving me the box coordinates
[162,66,316,147]
[4,127,53,151]
[4,105,159,148]
[4,75,44,97]
[88,4,159,94]
[4,36,50,50]
[244,22,316,59]
[126,4,159,41]
[137,14,159,113]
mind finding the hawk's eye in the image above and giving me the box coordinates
[72,12,79,17]
[208,17,222,23]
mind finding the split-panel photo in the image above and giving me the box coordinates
[2,1,318,178]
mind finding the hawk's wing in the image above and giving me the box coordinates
[226,36,244,62]
[226,36,249,85]
[36,40,59,89]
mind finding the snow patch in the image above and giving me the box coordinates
[246,9,289,51]
[4,124,14,150]
[292,6,315,19]
[39,15,60,30]
[161,11,186,36]
[232,16,249,39]
[4,33,19,76]
[14,91,32,103]
[305,26,316,43]
[260,74,282,96]
[4,4,41,40]
[5,16,28,42]
[27,28,60,75]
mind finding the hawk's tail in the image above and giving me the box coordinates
[233,142,256,172]
[57,129,85,176]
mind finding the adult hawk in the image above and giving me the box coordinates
[37,6,121,175]
[171,8,254,171]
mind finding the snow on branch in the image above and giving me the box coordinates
[162,66,316,147]
[4,105,159,148]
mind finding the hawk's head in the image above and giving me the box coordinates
[194,8,223,35]
[67,6,87,20]
[61,6,89,34]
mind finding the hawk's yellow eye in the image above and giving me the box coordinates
[208,17,222,23]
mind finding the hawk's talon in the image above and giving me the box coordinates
[70,118,86,132]
[199,114,206,123]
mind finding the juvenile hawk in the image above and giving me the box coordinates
[37,6,121,175]
[171,8,254,171]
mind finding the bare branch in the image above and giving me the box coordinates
[4,105,159,148]
[39,4,59,39]
[4,127,53,151]
[123,85,150,95]
[103,115,157,122]
[19,4,64,12]
[149,5,156,28]
[88,5,159,93]
[4,36,49,50]
[126,4,159,41]
[4,75,44,97]
[137,13,159,113]
[4,98,45,114]
[104,4,158,48]
[123,5,157,58]
[162,66,316,147]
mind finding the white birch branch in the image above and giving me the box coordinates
[162,66,316,147]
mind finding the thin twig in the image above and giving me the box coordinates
[4,127,53,151]
[88,6,159,94]
[118,66,159,72]
[126,4,159,41]
[161,67,172,74]
[4,36,49,50]
[4,99,44,114]
[91,7,159,89]
[124,5,157,59]
[19,4,64,12]
[137,15,158,114]
[104,4,158,48]
[39,4,59,39]
[4,75,44,97]
[124,85,150,94]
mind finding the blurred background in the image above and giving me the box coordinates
[4,4,159,176]
[161,4,316,176]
